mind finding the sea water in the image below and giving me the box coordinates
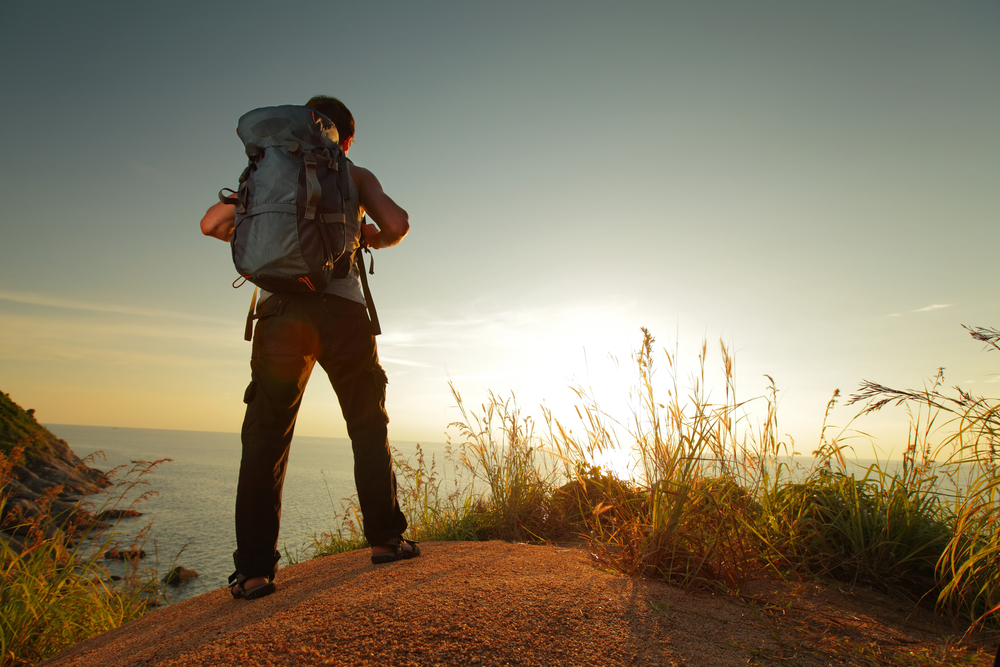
[46,424,448,603]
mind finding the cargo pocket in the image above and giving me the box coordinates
[243,380,257,405]
[250,296,290,359]
[255,295,286,320]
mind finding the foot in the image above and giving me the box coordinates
[371,538,420,564]
[232,576,269,595]
[229,572,276,600]
[371,541,417,557]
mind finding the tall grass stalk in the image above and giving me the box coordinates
[546,329,787,589]
[846,325,1000,632]
[310,441,492,558]
[449,387,560,540]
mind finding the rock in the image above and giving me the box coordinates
[1,486,95,530]
[0,530,25,554]
[162,566,199,586]
[25,456,107,496]
[104,547,146,560]
[1,476,37,500]
[12,465,52,495]
[48,498,79,521]
[95,509,143,522]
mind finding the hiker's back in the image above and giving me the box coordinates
[228,105,361,294]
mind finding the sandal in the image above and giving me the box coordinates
[371,538,421,564]
[228,571,276,600]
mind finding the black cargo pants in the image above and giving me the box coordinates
[233,292,408,579]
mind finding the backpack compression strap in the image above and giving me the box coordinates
[356,247,381,336]
[244,286,258,342]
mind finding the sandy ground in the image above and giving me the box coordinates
[40,541,994,667]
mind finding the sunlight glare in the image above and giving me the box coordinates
[586,447,640,483]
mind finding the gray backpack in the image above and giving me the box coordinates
[222,105,381,337]
[224,105,359,294]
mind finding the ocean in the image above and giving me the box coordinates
[45,424,446,603]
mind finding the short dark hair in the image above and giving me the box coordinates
[305,95,355,142]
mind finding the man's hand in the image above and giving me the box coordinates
[201,199,236,242]
[362,223,382,248]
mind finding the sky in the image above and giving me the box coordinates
[1,0,997,461]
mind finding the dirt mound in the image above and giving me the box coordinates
[39,541,993,667]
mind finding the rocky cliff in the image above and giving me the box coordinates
[0,391,109,550]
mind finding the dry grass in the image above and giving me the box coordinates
[308,325,1000,663]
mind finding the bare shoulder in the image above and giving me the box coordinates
[349,163,379,190]
[346,161,408,242]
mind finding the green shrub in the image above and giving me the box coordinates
[764,465,950,597]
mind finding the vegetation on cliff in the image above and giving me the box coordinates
[0,391,51,456]
[0,392,106,492]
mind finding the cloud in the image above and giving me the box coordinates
[0,311,241,367]
[383,301,638,352]
[380,356,435,368]
[0,289,231,325]
[912,304,953,313]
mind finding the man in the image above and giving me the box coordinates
[200,96,417,600]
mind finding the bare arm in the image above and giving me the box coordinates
[351,164,410,249]
[200,165,409,248]
[200,199,236,242]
